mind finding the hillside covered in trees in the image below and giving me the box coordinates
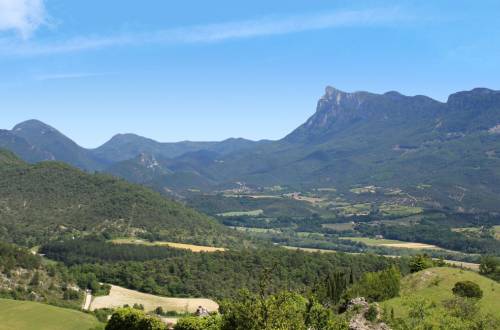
[0,149,236,247]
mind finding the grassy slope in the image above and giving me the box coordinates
[383,267,500,316]
[0,149,236,247]
[0,298,101,330]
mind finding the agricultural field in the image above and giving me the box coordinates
[315,187,337,192]
[282,246,337,253]
[442,259,480,271]
[111,238,226,252]
[89,285,219,314]
[451,227,482,234]
[383,267,500,317]
[493,225,500,240]
[335,203,371,216]
[339,237,441,250]
[230,226,281,234]
[0,298,101,330]
[321,222,355,232]
[350,185,377,194]
[378,204,423,217]
[217,209,264,217]
[452,225,500,240]
[284,192,327,205]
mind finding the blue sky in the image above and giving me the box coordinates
[1,0,499,147]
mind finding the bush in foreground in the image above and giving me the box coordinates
[452,281,483,299]
[106,308,165,330]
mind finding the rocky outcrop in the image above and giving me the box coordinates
[347,297,391,330]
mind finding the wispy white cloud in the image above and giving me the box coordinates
[0,0,46,39]
[1,7,412,56]
[34,72,113,81]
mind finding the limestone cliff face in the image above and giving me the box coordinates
[284,86,441,143]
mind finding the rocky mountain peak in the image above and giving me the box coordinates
[320,86,368,108]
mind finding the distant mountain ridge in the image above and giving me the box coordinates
[2,86,500,211]
[0,119,260,171]
[94,133,260,163]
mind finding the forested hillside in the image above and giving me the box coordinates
[0,149,235,247]
[40,237,402,300]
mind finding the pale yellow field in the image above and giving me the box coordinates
[282,246,337,253]
[379,242,440,249]
[246,195,282,199]
[494,225,500,240]
[111,238,226,252]
[442,259,480,270]
[340,237,441,250]
[90,285,219,314]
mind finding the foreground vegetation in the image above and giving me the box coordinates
[101,264,500,330]
[383,267,500,329]
[0,298,101,330]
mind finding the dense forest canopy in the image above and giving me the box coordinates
[0,149,238,247]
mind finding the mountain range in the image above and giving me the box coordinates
[2,86,500,211]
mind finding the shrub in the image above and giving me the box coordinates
[94,308,113,323]
[106,308,165,330]
[452,281,483,299]
[63,288,80,300]
[408,255,434,273]
[365,305,378,322]
[133,303,145,310]
[174,315,222,330]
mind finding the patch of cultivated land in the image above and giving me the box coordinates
[339,237,441,250]
[321,222,355,231]
[286,192,325,205]
[379,204,423,217]
[217,209,264,217]
[442,259,480,271]
[282,246,337,253]
[494,225,500,240]
[335,203,372,216]
[0,298,100,330]
[111,238,226,252]
[383,267,500,317]
[230,226,281,234]
[90,285,219,314]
